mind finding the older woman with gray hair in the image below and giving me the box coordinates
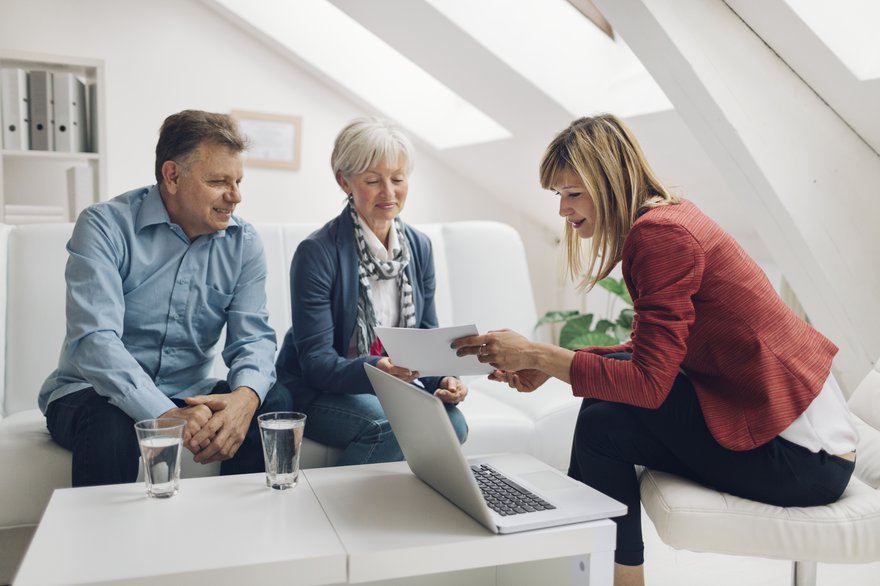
[274,117,468,465]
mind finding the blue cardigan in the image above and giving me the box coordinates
[275,207,442,406]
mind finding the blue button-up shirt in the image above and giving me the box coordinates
[38,185,277,422]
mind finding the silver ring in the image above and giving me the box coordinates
[480,344,487,356]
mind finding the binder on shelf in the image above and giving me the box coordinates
[28,70,54,151]
[1,67,30,150]
[87,81,98,153]
[53,72,88,153]
[66,165,95,221]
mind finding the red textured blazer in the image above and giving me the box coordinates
[571,199,836,451]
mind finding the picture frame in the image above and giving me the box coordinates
[231,110,302,170]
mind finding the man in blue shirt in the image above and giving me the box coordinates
[39,110,290,487]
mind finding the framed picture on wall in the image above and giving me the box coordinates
[231,110,302,170]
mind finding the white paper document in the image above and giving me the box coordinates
[375,325,495,377]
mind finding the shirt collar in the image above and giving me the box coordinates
[135,185,170,233]
[358,215,400,259]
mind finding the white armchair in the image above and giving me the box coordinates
[639,361,880,586]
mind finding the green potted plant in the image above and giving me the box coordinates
[536,277,633,349]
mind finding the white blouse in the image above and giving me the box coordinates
[347,220,403,359]
[360,220,402,329]
[778,372,858,455]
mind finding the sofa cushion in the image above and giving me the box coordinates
[0,225,10,416]
[4,225,70,416]
[849,365,880,489]
[466,377,580,470]
[0,410,71,527]
[439,222,537,336]
[457,390,535,458]
[853,415,880,490]
[410,223,453,327]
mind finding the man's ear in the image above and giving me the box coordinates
[335,170,351,195]
[161,160,181,195]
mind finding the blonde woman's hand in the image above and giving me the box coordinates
[489,369,550,393]
[452,329,535,372]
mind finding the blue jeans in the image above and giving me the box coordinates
[303,391,468,466]
[45,381,294,487]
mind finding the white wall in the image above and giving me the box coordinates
[0,0,563,326]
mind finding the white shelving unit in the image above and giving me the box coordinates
[0,50,106,224]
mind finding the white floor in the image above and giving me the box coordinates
[641,508,880,585]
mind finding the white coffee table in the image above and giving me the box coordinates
[307,457,617,585]
[12,473,347,586]
[14,458,617,586]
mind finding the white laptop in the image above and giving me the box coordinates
[365,364,626,534]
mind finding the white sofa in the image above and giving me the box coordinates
[0,220,582,584]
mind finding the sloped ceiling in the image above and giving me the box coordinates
[203,0,878,267]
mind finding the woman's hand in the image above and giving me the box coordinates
[376,356,420,382]
[453,329,575,385]
[452,329,536,372]
[435,377,468,405]
[489,369,550,393]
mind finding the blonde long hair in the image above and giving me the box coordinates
[539,114,679,291]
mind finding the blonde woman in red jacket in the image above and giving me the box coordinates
[453,114,857,586]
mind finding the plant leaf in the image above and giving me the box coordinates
[598,276,633,306]
[597,277,624,296]
[561,331,619,349]
[617,308,634,329]
[558,314,595,348]
[595,319,616,335]
[535,310,581,329]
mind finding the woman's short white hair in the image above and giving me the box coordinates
[331,117,415,179]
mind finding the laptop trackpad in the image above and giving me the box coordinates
[519,470,575,492]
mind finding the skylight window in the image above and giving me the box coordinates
[212,0,511,149]
[785,0,880,81]
[424,0,671,118]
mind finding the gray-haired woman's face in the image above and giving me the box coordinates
[337,156,408,241]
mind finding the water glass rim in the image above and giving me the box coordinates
[133,417,187,431]
[257,411,307,422]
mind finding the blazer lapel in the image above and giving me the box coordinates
[335,209,360,351]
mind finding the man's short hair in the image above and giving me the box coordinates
[155,110,247,184]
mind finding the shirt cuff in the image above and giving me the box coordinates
[116,388,177,423]
[229,370,274,403]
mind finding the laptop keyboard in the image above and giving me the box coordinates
[470,464,557,516]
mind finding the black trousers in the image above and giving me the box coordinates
[568,353,855,566]
[46,380,294,487]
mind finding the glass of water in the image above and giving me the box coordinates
[134,418,185,498]
[258,411,307,490]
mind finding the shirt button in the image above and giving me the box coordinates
[177,278,188,285]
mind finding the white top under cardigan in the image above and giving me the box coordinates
[347,218,402,358]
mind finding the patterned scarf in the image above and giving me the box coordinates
[349,199,417,356]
